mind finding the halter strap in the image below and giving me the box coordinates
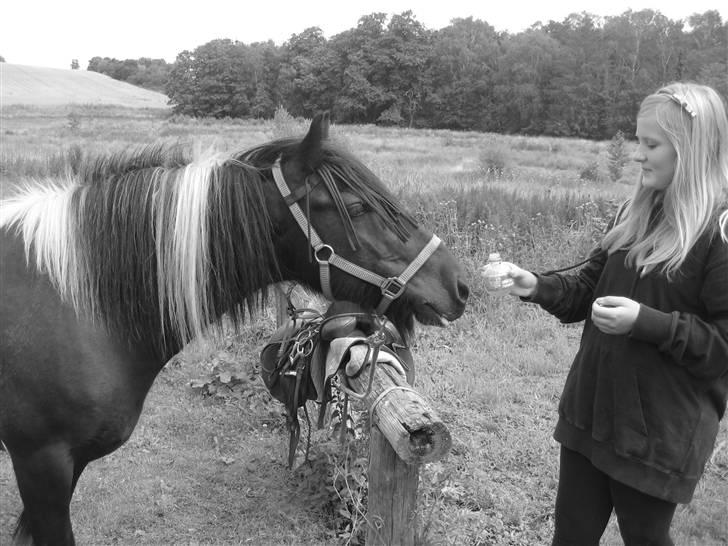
[272,158,441,314]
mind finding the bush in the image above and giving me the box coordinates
[478,145,510,176]
[377,104,404,126]
[67,111,81,132]
[271,105,303,139]
[579,160,600,182]
[607,130,628,182]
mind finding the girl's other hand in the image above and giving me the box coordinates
[591,296,640,335]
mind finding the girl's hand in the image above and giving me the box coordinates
[479,262,538,297]
[591,296,640,335]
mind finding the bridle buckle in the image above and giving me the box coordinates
[380,277,406,299]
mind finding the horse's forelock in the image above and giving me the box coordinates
[317,148,415,241]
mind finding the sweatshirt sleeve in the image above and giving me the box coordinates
[528,246,608,324]
[629,234,728,380]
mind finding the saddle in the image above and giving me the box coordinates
[259,300,413,467]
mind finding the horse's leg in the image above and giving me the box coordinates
[5,345,159,546]
[9,369,154,546]
[10,444,75,546]
[7,355,157,546]
[2,232,165,544]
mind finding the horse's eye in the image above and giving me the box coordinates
[347,202,367,217]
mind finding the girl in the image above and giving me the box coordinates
[492,82,728,545]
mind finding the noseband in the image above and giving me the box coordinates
[272,159,441,315]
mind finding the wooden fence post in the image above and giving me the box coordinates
[366,427,420,546]
[340,348,451,545]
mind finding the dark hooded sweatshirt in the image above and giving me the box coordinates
[528,223,728,503]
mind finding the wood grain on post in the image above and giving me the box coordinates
[343,359,451,465]
[366,427,419,546]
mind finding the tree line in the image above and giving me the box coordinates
[86,9,726,140]
[87,57,171,93]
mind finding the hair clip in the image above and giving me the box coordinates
[659,91,697,118]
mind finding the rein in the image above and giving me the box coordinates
[542,202,628,275]
[272,158,440,314]
[542,251,606,275]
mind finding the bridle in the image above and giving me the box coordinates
[272,158,441,315]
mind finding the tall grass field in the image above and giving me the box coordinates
[1,105,726,545]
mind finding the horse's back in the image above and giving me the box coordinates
[0,229,161,458]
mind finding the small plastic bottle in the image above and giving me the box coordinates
[482,252,514,295]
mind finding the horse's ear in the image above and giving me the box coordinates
[298,111,330,171]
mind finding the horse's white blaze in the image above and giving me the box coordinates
[0,179,84,309]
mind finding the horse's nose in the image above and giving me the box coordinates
[457,279,470,304]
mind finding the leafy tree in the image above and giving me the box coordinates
[380,12,432,127]
[248,41,282,118]
[166,51,198,115]
[541,13,611,138]
[166,40,257,117]
[326,12,432,126]
[329,13,391,123]
[278,27,339,118]
[493,29,563,135]
[71,59,79,70]
[126,58,171,92]
[424,17,500,131]
[684,11,728,98]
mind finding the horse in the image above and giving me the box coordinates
[0,113,469,545]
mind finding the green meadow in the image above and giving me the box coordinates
[1,105,726,545]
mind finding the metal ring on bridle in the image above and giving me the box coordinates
[314,244,334,264]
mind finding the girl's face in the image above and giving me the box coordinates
[634,110,677,191]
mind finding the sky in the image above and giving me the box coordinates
[1,1,724,70]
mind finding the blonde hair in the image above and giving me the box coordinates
[602,82,728,277]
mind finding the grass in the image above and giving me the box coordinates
[1,65,169,108]
[1,107,726,545]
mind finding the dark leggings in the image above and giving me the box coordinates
[552,447,677,546]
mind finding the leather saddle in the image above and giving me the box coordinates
[259,300,413,466]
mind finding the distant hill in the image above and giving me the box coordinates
[0,63,170,108]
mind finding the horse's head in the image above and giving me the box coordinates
[264,113,469,329]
